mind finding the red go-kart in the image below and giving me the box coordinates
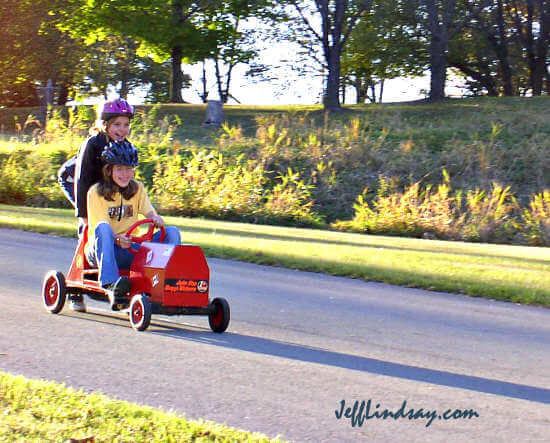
[42,219,230,332]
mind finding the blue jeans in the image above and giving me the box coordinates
[87,223,181,287]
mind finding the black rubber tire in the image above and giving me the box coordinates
[208,297,230,333]
[42,270,66,314]
[129,293,152,331]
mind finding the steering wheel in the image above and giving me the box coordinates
[125,219,166,254]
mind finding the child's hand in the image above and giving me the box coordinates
[150,214,165,227]
[116,235,132,249]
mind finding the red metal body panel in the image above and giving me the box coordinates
[164,245,209,307]
[65,229,102,290]
[129,242,170,303]
[66,231,86,284]
[131,243,210,307]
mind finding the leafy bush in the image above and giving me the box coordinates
[333,173,520,244]
[521,191,550,246]
[0,151,67,206]
[131,104,182,148]
[460,184,518,243]
[332,178,459,239]
[152,149,323,226]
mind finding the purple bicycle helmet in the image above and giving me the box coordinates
[100,98,135,121]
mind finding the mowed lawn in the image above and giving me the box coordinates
[0,372,279,442]
[1,204,549,307]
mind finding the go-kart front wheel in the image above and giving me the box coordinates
[42,270,66,314]
[129,293,152,331]
[208,297,230,333]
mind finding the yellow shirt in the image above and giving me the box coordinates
[86,180,155,250]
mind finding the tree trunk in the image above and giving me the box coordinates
[324,47,342,111]
[532,14,550,96]
[497,52,514,96]
[369,84,376,103]
[170,45,184,103]
[354,78,368,103]
[57,83,70,105]
[223,62,235,104]
[424,0,456,101]
[341,81,346,104]
[468,0,514,95]
[119,71,129,99]
[429,30,447,101]
[200,61,208,103]
[495,0,514,95]
[531,60,546,95]
[214,59,226,103]
[510,0,549,96]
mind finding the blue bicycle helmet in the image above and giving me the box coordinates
[101,140,138,166]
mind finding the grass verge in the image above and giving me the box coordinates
[0,372,278,442]
[2,204,550,307]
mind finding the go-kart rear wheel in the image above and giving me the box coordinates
[129,293,152,331]
[42,270,66,314]
[208,297,230,333]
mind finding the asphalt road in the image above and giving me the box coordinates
[1,228,550,442]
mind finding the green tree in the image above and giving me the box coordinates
[446,0,549,97]
[54,0,274,103]
[74,35,174,101]
[404,0,490,101]
[0,0,87,106]
[53,0,215,102]
[508,0,550,95]
[341,0,427,103]
[447,0,523,96]
[141,59,192,103]
[279,0,375,111]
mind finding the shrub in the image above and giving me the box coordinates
[333,174,521,243]
[131,104,182,147]
[521,190,550,246]
[264,168,323,226]
[460,184,519,243]
[151,149,322,226]
[0,151,67,206]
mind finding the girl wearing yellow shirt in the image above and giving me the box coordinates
[84,140,181,311]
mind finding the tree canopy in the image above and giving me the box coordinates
[0,0,549,108]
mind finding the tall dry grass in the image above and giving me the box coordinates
[2,98,550,244]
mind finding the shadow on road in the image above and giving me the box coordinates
[69,310,550,405]
[150,320,550,405]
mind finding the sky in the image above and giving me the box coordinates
[176,60,434,106]
[122,65,446,107]
[173,29,432,106]
[170,13,466,106]
[114,55,464,107]
[172,57,467,106]
[121,16,466,107]
[128,40,466,106]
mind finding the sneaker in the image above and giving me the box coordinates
[103,276,131,311]
[69,295,86,312]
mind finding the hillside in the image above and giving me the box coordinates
[1,97,550,244]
